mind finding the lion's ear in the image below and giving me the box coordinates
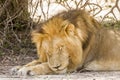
[65,23,75,35]
[62,21,75,36]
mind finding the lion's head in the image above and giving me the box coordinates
[32,10,101,73]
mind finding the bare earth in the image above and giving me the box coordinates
[1,66,120,80]
[1,55,120,80]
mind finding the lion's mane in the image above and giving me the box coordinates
[32,9,102,72]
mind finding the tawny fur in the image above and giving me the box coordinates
[11,9,120,76]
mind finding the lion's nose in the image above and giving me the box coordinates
[53,65,61,69]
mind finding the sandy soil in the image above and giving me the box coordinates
[1,70,120,80]
[1,55,120,80]
[1,65,120,80]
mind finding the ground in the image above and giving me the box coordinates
[0,53,36,75]
[0,55,120,80]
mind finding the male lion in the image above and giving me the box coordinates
[11,9,120,76]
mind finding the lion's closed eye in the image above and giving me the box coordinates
[58,45,65,51]
[56,45,64,54]
[46,51,52,57]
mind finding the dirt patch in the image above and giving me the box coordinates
[1,55,120,79]
[0,54,36,75]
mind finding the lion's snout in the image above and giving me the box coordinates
[49,63,63,71]
[48,62,68,73]
[52,64,61,69]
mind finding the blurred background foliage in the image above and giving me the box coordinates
[0,0,120,57]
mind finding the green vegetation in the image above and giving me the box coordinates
[102,21,120,28]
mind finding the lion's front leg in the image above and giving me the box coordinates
[16,63,53,76]
[28,63,53,75]
[10,59,42,75]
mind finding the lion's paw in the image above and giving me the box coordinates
[17,67,30,76]
[10,66,36,76]
[10,66,22,75]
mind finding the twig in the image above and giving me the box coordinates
[80,0,89,9]
[40,0,47,20]
[88,3,102,16]
[0,0,12,17]
[0,7,23,24]
[32,0,39,19]
[46,0,51,19]
[102,0,120,21]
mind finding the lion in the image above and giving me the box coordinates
[10,9,120,76]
